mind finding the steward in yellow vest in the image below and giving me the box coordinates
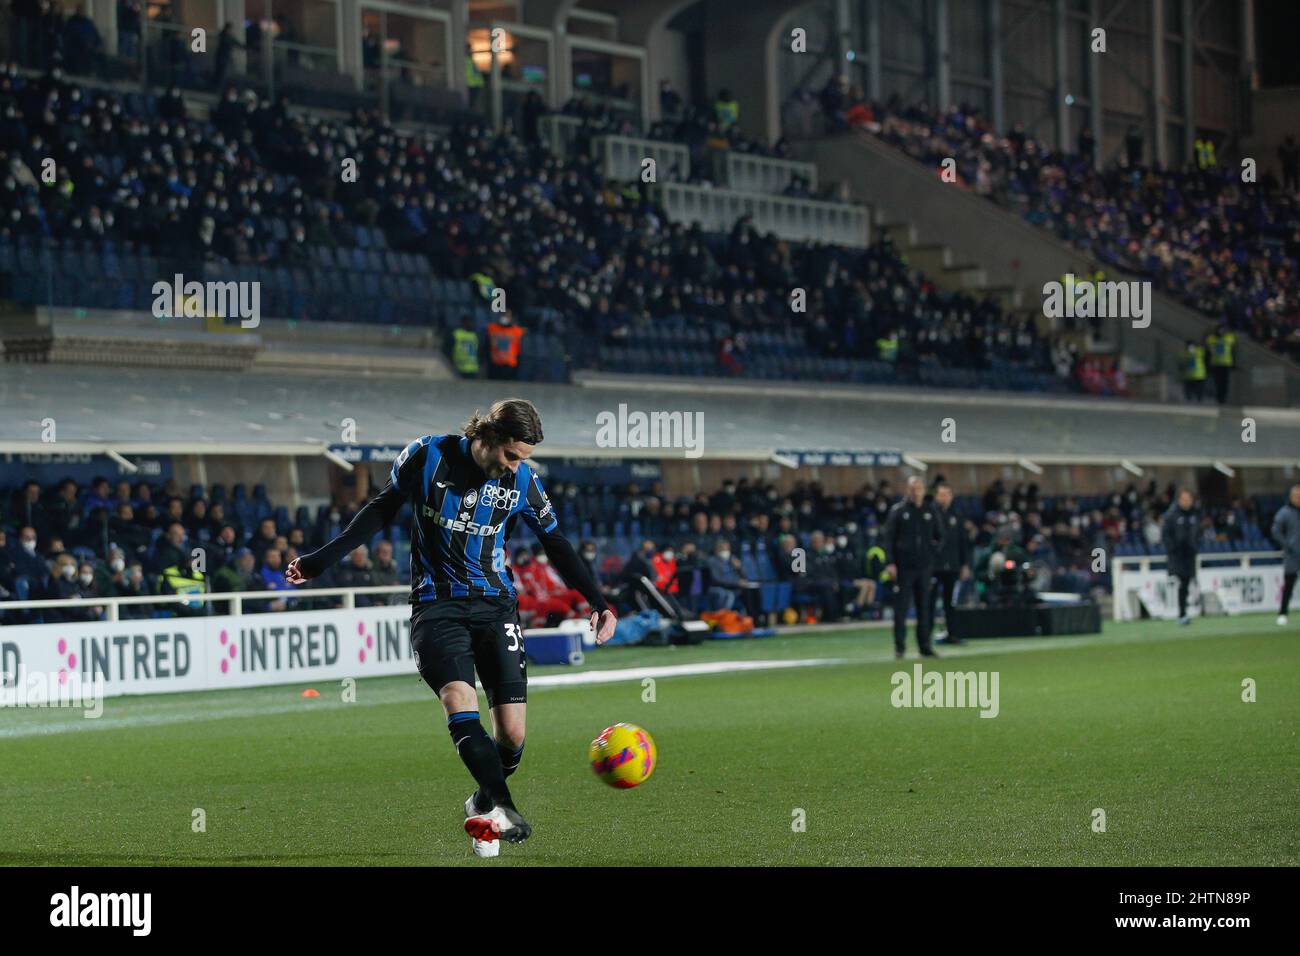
[1181,341,1206,402]
[450,317,481,377]
[1204,324,1236,404]
[158,559,207,616]
[714,90,740,130]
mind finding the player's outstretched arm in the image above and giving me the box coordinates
[286,484,405,585]
[536,528,618,644]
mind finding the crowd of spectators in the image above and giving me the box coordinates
[1,473,1288,628]
[529,473,1288,625]
[0,475,399,624]
[0,64,1065,386]
[812,83,1300,364]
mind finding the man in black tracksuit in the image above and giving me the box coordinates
[883,476,944,658]
[1270,484,1300,625]
[931,481,972,645]
[1161,488,1199,624]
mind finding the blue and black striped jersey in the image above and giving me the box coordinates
[297,432,607,611]
[391,434,557,601]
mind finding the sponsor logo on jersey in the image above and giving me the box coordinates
[420,505,504,536]
[480,484,521,511]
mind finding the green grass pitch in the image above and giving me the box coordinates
[1,615,1295,866]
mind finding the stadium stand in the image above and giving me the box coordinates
[1,472,1289,625]
[0,67,1068,391]
[838,93,1299,364]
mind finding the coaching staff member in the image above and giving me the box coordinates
[1161,488,1199,625]
[931,481,971,645]
[1271,484,1300,626]
[883,475,944,659]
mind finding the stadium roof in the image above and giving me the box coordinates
[2,365,1298,470]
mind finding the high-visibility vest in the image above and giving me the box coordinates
[1062,271,1104,303]
[465,54,485,89]
[160,565,205,610]
[487,323,524,367]
[868,545,889,580]
[1206,332,1235,367]
[714,98,739,129]
[451,327,480,375]
[876,335,899,362]
[1182,346,1206,381]
[1195,138,1216,169]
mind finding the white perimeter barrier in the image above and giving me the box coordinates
[0,587,586,700]
[1111,551,1284,621]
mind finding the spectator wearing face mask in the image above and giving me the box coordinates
[76,561,105,620]
[512,547,579,626]
[579,540,602,587]
[800,530,843,623]
[530,543,590,616]
[652,546,679,595]
[115,561,151,619]
[10,525,48,587]
[706,538,752,612]
[47,555,89,622]
[96,545,129,594]
[834,528,875,620]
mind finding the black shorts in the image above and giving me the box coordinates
[409,596,527,708]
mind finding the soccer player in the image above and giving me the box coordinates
[286,399,617,857]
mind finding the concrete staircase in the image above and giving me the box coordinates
[874,214,1023,312]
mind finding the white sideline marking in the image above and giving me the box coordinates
[1,619,1280,740]
[531,658,841,687]
[0,658,842,739]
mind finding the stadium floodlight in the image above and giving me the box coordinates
[322,447,356,472]
[1119,459,1144,476]
[104,449,139,474]
[1017,458,1044,475]
[1212,461,1236,477]
[902,454,928,471]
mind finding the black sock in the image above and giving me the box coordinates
[470,742,524,813]
[447,712,513,810]
[498,740,525,779]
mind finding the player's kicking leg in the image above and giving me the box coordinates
[442,683,532,853]
[410,601,531,857]
[465,703,527,857]
[459,602,532,856]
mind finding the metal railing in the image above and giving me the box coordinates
[720,152,818,195]
[594,134,690,184]
[538,114,586,160]
[649,182,870,247]
[0,585,407,622]
[1111,550,1284,573]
